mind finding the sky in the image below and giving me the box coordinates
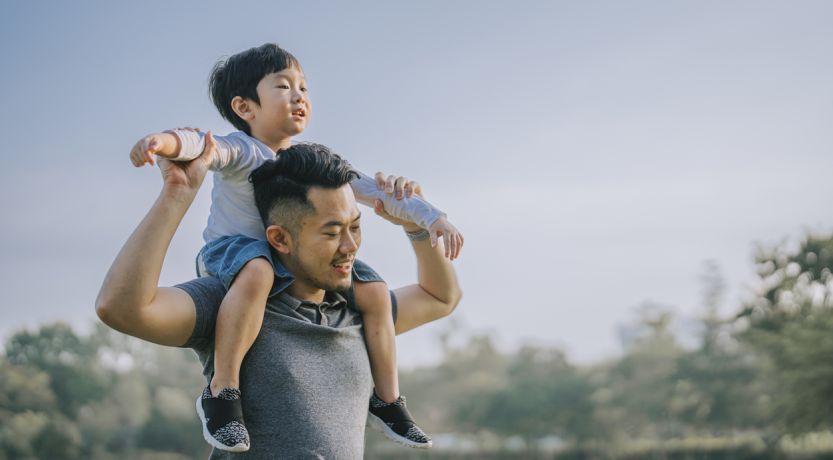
[2,1,832,367]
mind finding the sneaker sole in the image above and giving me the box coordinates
[195,395,250,453]
[367,412,433,449]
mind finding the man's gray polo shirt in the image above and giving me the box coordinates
[177,269,390,459]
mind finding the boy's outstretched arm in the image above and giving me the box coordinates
[351,171,464,259]
[129,131,183,167]
[371,198,463,335]
[130,128,241,171]
[97,133,217,346]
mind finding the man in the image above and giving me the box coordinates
[95,135,462,458]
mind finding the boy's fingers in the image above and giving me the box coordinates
[385,175,395,194]
[430,230,438,248]
[448,234,456,259]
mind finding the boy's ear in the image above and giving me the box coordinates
[231,96,255,122]
[266,225,292,255]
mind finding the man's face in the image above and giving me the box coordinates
[285,185,361,294]
[250,67,311,142]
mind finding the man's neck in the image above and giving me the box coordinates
[285,282,326,304]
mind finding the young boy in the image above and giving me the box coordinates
[129,44,463,452]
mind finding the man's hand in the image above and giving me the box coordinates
[158,131,217,194]
[374,171,421,200]
[373,197,464,260]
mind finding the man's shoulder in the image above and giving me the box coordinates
[176,276,226,300]
[174,277,226,350]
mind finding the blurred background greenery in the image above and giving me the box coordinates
[3,231,833,459]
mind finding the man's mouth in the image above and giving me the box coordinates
[331,259,353,274]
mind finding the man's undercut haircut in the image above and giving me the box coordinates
[249,143,359,232]
[209,43,301,135]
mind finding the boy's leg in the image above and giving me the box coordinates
[354,281,432,449]
[198,257,273,453]
[212,257,274,393]
[354,280,399,402]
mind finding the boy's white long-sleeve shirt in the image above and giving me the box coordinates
[171,130,445,243]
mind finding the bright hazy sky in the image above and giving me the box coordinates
[2,1,832,367]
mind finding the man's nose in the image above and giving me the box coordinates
[339,231,358,253]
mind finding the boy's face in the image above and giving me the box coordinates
[249,66,311,145]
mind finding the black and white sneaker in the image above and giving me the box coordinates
[367,393,432,448]
[195,386,250,452]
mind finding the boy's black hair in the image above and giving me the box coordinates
[249,143,358,231]
[209,43,301,135]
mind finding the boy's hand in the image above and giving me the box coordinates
[374,171,420,200]
[130,131,183,167]
[373,197,464,261]
[428,216,464,260]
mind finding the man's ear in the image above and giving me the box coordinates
[266,224,292,255]
[231,96,255,122]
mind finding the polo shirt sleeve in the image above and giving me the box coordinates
[174,276,227,350]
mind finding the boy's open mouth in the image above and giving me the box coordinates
[291,109,306,118]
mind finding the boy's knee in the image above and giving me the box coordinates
[353,281,391,314]
[235,257,274,287]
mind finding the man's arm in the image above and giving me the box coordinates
[96,133,218,346]
[370,199,463,335]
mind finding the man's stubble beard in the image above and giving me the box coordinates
[290,242,353,293]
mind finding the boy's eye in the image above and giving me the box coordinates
[277,84,290,89]
[300,86,308,92]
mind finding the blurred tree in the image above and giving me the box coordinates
[670,261,770,432]
[0,322,208,459]
[602,303,684,438]
[737,233,833,433]
[4,323,108,417]
[455,345,596,445]
[399,330,508,434]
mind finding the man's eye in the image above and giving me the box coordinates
[324,233,338,237]
[350,226,360,232]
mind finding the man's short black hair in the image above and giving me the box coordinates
[209,43,301,135]
[249,143,358,232]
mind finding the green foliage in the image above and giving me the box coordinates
[739,233,833,433]
[0,323,207,459]
[456,346,596,442]
[5,323,108,417]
